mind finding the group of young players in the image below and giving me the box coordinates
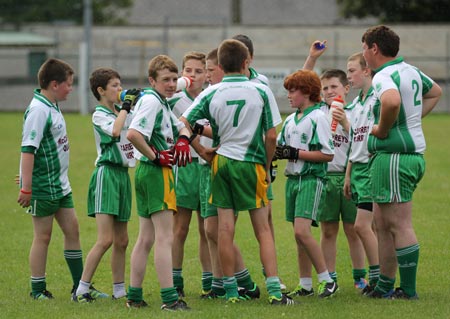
[17,25,441,311]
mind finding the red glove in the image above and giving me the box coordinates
[173,135,192,167]
[152,147,174,168]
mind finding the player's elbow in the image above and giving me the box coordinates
[126,129,140,144]
[265,128,277,144]
[324,153,334,162]
[111,128,121,138]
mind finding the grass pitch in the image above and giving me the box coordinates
[1,112,449,319]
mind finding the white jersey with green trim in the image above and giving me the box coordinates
[320,102,353,172]
[129,88,185,164]
[369,57,434,154]
[183,74,281,165]
[92,105,135,167]
[168,90,200,158]
[249,67,270,86]
[348,88,377,163]
[277,105,334,178]
[20,89,71,200]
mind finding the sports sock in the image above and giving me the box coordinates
[223,276,239,299]
[317,271,333,283]
[235,268,254,290]
[397,243,419,297]
[31,276,46,297]
[266,276,282,299]
[64,250,83,290]
[211,277,225,296]
[329,271,338,283]
[375,274,395,294]
[299,277,313,291]
[76,280,90,296]
[127,286,143,302]
[113,282,126,299]
[172,268,183,290]
[368,264,380,286]
[202,271,213,291]
[352,268,367,282]
[161,287,179,304]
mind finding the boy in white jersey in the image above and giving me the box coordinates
[17,58,84,300]
[276,69,337,298]
[232,34,290,290]
[126,55,192,311]
[73,68,140,302]
[362,25,442,299]
[168,51,212,297]
[317,69,367,290]
[344,53,380,294]
[194,48,260,300]
[181,39,293,305]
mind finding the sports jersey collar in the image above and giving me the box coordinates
[222,74,249,82]
[95,104,120,115]
[33,89,60,111]
[303,103,321,116]
[143,87,169,106]
[183,89,194,101]
[248,67,259,80]
[294,103,321,124]
[374,56,404,73]
[357,86,374,104]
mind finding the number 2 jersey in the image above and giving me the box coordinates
[20,89,71,200]
[183,74,282,165]
[369,57,435,154]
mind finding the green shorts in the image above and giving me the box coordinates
[369,153,425,203]
[318,173,357,223]
[210,154,268,211]
[267,183,274,201]
[350,162,372,205]
[285,175,325,226]
[199,164,217,218]
[135,161,177,217]
[27,193,74,217]
[200,163,238,219]
[87,165,132,222]
[174,158,201,210]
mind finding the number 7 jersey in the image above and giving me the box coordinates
[183,75,282,165]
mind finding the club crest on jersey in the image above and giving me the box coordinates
[139,117,147,128]
[30,130,37,140]
[375,82,382,92]
[328,139,334,149]
[301,133,308,144]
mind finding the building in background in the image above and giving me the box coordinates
[0,1,448,112]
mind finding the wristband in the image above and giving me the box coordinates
[20,189,32,194]
[152,152,160,165]
[189,134,198,143]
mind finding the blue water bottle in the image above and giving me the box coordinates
[118,89,144,102]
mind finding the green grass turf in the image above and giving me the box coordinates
[1,112,449,318]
